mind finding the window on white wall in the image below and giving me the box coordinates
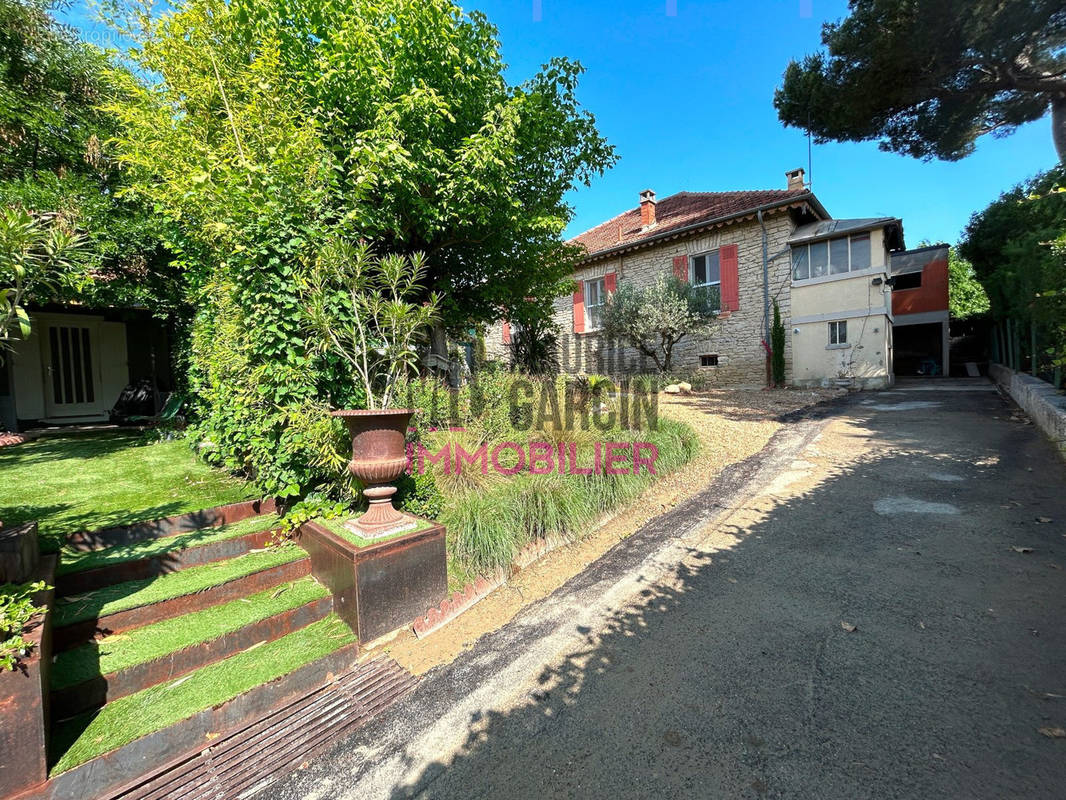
[585,277,606,331]
[792,232,876,281]
[829,237,850,275]
[828,320,848,346]
[809,240,829,278]
[849,233,871,269]
[792,245,809,281]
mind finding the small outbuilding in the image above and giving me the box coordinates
[889,245,950,378]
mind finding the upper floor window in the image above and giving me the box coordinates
[893,271,922,290]
[792,232,873,281]
[585,277,606,331]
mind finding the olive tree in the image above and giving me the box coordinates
[601,275,719,373]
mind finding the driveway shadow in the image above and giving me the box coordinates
[376,389,1066,799]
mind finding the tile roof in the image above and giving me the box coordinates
[569,189,815,261]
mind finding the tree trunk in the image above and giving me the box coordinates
[429,323,448,360]
[1053,94,1066,164]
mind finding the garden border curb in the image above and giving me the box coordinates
[990,363,1066,457]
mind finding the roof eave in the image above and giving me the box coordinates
[575,191,830,265]
[789,217,904,247]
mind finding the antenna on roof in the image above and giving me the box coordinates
[806,108,813,190]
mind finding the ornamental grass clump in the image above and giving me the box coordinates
[396,373,699,574]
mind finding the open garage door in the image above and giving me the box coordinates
[894,322,946,377]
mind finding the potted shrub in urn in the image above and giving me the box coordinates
[305,239,440,539]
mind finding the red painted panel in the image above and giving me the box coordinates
[892,257,949,316]
[672,255,688,282]
[573,283,585,333]
[720,244,740,311]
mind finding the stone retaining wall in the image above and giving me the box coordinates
[989,363,1066,457]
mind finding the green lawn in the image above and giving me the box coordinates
[314,515,435,548]
[57,514,280,576]
[0,433,255,552]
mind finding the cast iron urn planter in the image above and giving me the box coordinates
[332,408,418,539]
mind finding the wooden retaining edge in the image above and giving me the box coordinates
[65,499,278,553]
[50,595,334,720]
[52,558,311,652]
[33,650,415,800]
[412,533,570,638]
[56,528,280,597]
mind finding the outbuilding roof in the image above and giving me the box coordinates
[789,217,905,250]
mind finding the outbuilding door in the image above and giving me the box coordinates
[42,320,102,418]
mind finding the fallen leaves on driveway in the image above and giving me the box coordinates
[1011,546,1035,554]
[1036,516,1053,524]
[841,621,858,633]
[1038,726,1066,738]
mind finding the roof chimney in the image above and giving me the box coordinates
[786,168,806,191]
[640,189,657,228]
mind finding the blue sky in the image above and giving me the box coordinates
[60,0,1057,247]
[469,0,1056,246]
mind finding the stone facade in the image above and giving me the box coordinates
[551,210,797,386]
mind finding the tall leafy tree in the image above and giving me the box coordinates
[0,0,173,312]
[774,0,1066,162]
[959,167,1066,370]
[946,247,990,321]
[108,0,615,495]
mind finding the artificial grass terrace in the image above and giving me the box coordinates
[53,543,305,628]
[56,514,281,576]
[0,432,255,553]
[49,614,357,775]
[50,576,330,692]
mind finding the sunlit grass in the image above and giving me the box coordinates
[0,433,254,552]
[57,514,280,576]
[51,576,328,691]
[53,543,304,627]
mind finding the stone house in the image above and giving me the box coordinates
[490,168,910,388]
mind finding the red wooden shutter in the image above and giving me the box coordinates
[672,255,688,282]
[604,272,617,294]
[502,322,511,344]
[573,282,585,333]
[720,244,739,311]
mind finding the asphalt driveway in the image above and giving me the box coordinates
[270,380,1066,800]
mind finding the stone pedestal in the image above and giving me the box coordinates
[297,520,447,644]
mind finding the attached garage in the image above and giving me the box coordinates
[890,245,950,379]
